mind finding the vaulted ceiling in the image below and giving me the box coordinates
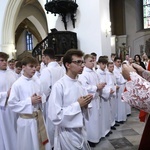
[15,0,46,45]
[15,18,42,45]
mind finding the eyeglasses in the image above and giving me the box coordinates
[71,60,84,66]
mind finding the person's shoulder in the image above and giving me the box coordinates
[52,76,65,89]
[106,70,110,74]
[11,76,22,89]
[6,69,15,75]
[15,75,23,82]
[57,75,65,83]
[40,67,50,75]
[42,66,48,71]
[5,70,17,81]
[96,68,100,72]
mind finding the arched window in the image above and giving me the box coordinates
[143,0,150,29]
[26,31,33,51]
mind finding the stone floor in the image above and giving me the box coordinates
[93,108,145,150]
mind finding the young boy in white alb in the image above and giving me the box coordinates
[0,52,17,150]
[40,48,64,149]
[97,57,113,137]
[78,54,106,147]
[113,57,127,123]
[8,56,50,150]
[106,62,119,129]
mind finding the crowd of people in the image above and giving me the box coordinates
[0,49,149,150]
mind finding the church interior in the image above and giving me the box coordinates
[1,0,150,60]
[0,0,149,149]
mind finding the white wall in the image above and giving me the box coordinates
[0,0,112,59]
[46,0,111,59]
[75,0,102,57]
[99,0,111,59]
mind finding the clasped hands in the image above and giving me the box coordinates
[31,93,42,105]
[78,94,93,108]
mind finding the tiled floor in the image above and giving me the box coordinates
[93,108,145,150]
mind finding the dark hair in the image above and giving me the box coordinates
[8,59,15,63]
[15,61,22,68]
[107,61,114,67]
[114,57,121,62]
[43,48,55,59]
[98,56,108,64]
[111,53,116,57]
[63,49,84,70]
[0,52,9,60]
[134,54,142,62]
[22,57,37,66]
[91,52,97,57]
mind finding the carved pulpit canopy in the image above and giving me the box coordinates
[45,0,78,30]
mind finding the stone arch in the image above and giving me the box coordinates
[2,1,22,45]
[1,0,48,57]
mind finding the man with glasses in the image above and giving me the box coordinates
[48,49,93,150]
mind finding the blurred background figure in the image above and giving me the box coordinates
[134,54,146,69]
[14,61,22,79]
[142,53,149,70]
[40,54,47,72]
[128,57,134,65]
[123,54,129,65]
[91,52,98,70]
[8,59,15,72]
[110,53,116,62]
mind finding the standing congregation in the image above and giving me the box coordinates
[0,49,148,150]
